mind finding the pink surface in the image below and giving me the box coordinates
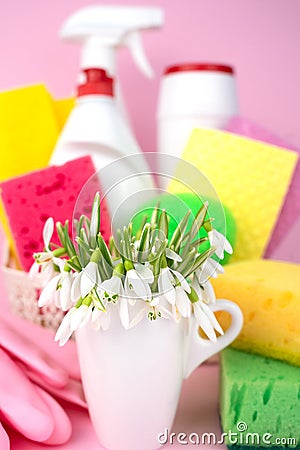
[272,216,300,263]
[0,1,299,153]
[0,229,224,449]
[224,116,300,259]
[7,366,224,450]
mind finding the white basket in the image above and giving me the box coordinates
[1,242,64,331]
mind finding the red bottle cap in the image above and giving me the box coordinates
[77,69,114,97]
[164,63,234,76]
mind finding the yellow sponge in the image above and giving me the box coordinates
[0,85,73,266]
[0,84,60,180]
[211,259,300,366]
[168,129,298,261]
[53,97,74,130]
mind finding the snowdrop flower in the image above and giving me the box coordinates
[196,257,224,284]
[69,304,93,331]
[208,229,233,260]
[38,260,74,311]
[55,300,94,346]
[192,277,216,305]
[98,263,124,301]
[55,309,74,346]
[158,262,191,318]
[124,261,154,301]
[91,307,111,331]
[71,259,101,303]
[193,300,223,342]
[189,281,223,342]
[30,218,63,285]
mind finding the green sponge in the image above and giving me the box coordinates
[220,348,300,449]
[131,192,236,264]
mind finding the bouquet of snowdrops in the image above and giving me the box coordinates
[30,193,232,346]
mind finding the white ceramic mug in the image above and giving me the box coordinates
[76,299,243,450]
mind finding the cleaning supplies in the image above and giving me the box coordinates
[130,192,236,264]
[224,116,300,259]
[50,6,163,218]
[0,156,110,271]
[220,348,300,449]
[169,129,298,261]
[0,84,72,263]
[212,259,300,366]
[157,63,238,186]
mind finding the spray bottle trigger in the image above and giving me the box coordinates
[125,31,154,79]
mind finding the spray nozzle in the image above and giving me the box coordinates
[60,6,164,78]
[77,68,113,97]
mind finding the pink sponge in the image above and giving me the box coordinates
[0,156,111,271]
[224,116,300,257]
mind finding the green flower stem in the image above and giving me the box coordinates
[113,263,125,277]
[75,298,83,309]
[90,248,101,263]
[124,260,134,271]
[53,247,66,257]
[187,286,199,303]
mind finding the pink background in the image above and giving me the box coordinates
[0,0,300,153]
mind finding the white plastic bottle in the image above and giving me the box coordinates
[157,63,239,186]
[51,6,163,219]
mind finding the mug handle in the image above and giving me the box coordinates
[183,299,243,379]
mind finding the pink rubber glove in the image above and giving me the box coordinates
[0,320,68,388]
[0,347,71,444]
[0,423,10,450]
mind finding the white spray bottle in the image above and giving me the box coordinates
[51,6,163,221]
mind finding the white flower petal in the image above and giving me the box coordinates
[70,305,88,331]
[175,287,191,318]
[55,309,74,345]
[194,302,217,342]
[119,297,130,329]
[134,263,154,284]
[80,262,98,298]
[38,274,60,307]
[128,305,147,329]
[150,296,159,307]
[101,276,123,296]
[43,217,54,251]
[60,274,73,311]
[202,280,216,304]
[201,302,224,335]
[165,248,182,262]
[71,272,82,303]
[100,311,110,331]
[29,262,40,279]
[171,269,191,294]
[158,269,176,305]
[126,270,152,300]
[79,305,93,328]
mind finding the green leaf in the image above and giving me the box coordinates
[90,192,100,246]
[185,246,216,278]
[138,223,151,261]
[97,234,113,268]
[168,210,191,253]
[76,236,91,255]
[63,221,77,259]
[56,222,65,247]
[66,258,82,272]
[135,215,148,239]
[122,227,132,260]
[150,203,160,227]
[181,202,208,258]
[176,248,197,275]
[158,209,169,239]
